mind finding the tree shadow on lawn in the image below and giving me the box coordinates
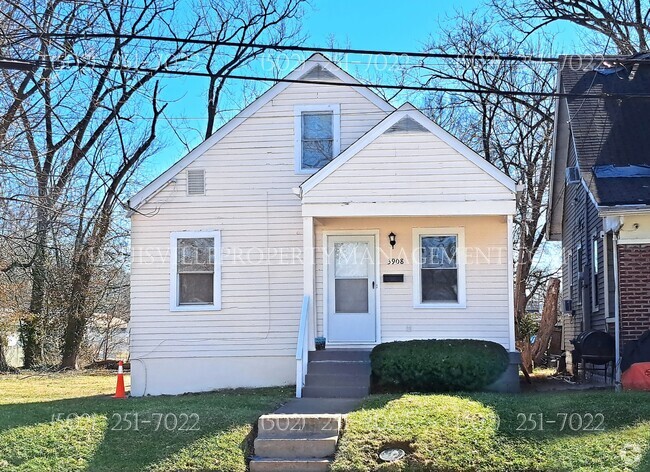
[338,390,650,472]
[0,388,289,472]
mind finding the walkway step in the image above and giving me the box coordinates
[258,414,341,436]
[302,385,369,398]
[305,373,370,388]
[309,350,371,362]
[307,361,371,376]
[254,435,338,458]
[249,457,332,472]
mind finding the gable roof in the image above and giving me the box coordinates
[300,102,517,195]
[552,55,650,209]
[128,53,394,212]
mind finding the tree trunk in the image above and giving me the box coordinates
[21,206,48,368]
[531,277,560,366]
[60,212,111,369]
[61,314,88,369]
[60,253,93,369]
[519,277,560,373]
[0,339,9,371]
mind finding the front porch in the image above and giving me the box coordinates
[296,214,518,397]
[305,215,515,350]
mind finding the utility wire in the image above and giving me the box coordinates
[12,57,650,100]
[13,32,560,63]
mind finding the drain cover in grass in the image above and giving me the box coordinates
[379,448,405,462]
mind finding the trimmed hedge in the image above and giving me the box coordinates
[370,339,510,393]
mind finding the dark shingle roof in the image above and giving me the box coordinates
[560,55,650,206]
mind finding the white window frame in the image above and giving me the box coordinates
[294,104,341,174]
[412,228,466,309]
[170,230,221,311]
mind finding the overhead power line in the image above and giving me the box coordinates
[12,57,650,100]
[17,32,560,63]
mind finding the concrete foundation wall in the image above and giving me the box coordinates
[486,351,521,393]
[130,356,295,396]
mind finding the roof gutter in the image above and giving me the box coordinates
[599,204,650,217]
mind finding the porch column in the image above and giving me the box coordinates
[507,215,516,351]
[303,216,316,351]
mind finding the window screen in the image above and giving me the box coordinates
[301,112,334,169]
[177,237,214,305]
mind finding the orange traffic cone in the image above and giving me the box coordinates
[113,360,127,399]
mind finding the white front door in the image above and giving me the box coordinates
[326,235,377,343]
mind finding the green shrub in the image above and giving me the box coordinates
[370,339,510,393]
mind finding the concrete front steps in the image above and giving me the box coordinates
[250,414,342,472]
[302,349,371,398]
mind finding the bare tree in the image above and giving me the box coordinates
[1,0,308,369]
[418,12,557,368]
[198,0,307,139]
[492,0,650,54]
[0,0,198,368]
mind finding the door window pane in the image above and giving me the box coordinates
[335,279,368,313]
[301,112,334,169]
[335,242,370,277]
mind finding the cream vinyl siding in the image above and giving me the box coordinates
[130,79,388,360]
[314,216,510,348]
[303,132,513,206]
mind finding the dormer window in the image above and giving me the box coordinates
[295,104,340,173]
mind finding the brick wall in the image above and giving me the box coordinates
[618,244,650,344]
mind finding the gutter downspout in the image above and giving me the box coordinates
[612,232,622,391]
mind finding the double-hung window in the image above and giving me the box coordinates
[170,231,221,311]
[294,104,340,173]
[413,228,466,308]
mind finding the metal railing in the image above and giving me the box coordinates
[296,295,310,398]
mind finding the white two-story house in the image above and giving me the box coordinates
[128,54,519,397]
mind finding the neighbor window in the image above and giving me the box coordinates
[413,228,466,308]
[294,104,340,173]
[576,242,583,305]
[170,231,221,311]
[592,235,600,311]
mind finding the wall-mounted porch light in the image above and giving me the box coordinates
[388,232,396,248]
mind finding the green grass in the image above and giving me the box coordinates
[0,372,289,471]
[332,391,650,472]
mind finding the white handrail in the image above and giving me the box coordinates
[296,295,310,398]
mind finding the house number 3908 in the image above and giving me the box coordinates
[387,258,405,265]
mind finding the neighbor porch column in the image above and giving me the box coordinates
[303,216,316,351]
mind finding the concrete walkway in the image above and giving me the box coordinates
[274,397,363,415]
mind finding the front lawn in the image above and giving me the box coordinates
[332,391,650,472]
[0,372,289,471]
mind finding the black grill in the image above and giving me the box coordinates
[571,330,615,382]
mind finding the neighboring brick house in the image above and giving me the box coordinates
[548,54,650,380]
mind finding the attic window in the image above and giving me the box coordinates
[187,169,205,195]
[294,104,340,173]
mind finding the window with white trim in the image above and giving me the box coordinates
[170,231,221,311]
[294,104,340,173]
[413,228,466,308]
[591,235,600,311]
